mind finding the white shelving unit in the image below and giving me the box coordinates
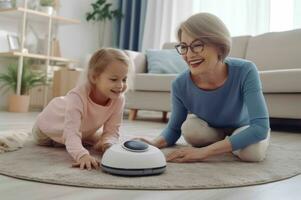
[0,0,80,106]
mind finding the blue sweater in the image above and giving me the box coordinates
[161,57,270,151]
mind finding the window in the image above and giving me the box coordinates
[191,0,301,36]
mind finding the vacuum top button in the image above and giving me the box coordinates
[122,140,149,152]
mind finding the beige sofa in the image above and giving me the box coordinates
[124,29,301,121]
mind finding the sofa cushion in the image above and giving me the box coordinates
[132,73,177,92]
[125,91,171,111]
[259,69,301,93]
[146,49,188,74]
[229,35,251,59]
[245,29,301,71]
[263,93,301,119]
[124,50,147,73]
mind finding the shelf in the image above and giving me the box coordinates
[0,7,80,25]
[0,51,77,63]
[49,55,77,63]
[0,5,80,98]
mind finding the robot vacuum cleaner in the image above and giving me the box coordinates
[101,140,166,176]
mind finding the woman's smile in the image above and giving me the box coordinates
[188,58,205,68]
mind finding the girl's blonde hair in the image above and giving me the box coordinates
[87,48,130,84]
[177,12,231,61]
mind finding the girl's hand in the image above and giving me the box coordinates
[166,147,210,163]
[93,142,112,155]
[100,143,112,154]
[72,154,100,170]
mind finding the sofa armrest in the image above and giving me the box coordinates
[133,73,177,91]
[162,42,177,49]
[124,50,147,73]
[259,68,301,93]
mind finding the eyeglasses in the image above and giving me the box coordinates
[175,39,205,55]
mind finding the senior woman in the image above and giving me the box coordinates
[141,12,270,163]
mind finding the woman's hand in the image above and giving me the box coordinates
[72,154,100,170]
[167,139,233,163]
[134,136,168,149]
[166,147,210,163]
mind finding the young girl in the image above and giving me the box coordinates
[32,48,129,170]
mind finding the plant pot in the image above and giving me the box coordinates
[39,6,54,15]
[8,94,30,113]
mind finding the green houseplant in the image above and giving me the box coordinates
[86,0,123,47]
[39,0,55,15]
[0,63,47,112]
[40,0,54,7]
[86,0,123,22]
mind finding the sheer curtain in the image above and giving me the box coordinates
[270,0,301,32]
[294,0,301,28]
[141,0,194,51]
[140,0,301,51]
[141,0,269,50]
[192,0,270,37]
[193,0,301,35]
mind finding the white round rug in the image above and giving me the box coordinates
[0,131,300,190]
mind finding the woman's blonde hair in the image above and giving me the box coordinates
[87,48,130,84]
[177,13,231,61]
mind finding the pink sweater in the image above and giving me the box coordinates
[36,83,125,161]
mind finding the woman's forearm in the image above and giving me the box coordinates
[205,138,233,157]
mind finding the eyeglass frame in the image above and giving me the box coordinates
[174,39,205,55]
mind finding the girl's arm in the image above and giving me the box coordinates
[95,96,125,152]
[63,93,89,162]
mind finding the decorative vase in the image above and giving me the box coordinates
[8,94,30,113]
[39,6,53,15]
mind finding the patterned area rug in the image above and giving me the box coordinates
[0,120,300,190]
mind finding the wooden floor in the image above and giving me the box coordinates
[0,111,300,200]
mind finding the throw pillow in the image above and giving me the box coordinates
[146,49,188,74]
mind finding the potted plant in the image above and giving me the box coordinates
[0,62,47,112]
[39,0,55,15]
[86,0,123,47]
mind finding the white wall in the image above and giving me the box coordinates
[57,0,99,68]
